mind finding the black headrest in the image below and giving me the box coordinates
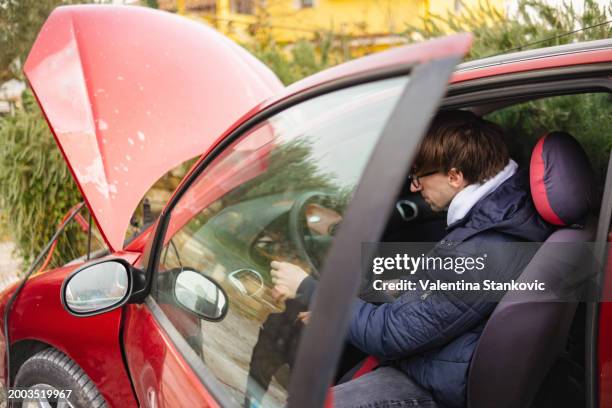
[530,131,594,227]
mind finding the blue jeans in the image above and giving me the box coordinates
[332,366,438,408]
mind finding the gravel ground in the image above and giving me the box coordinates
[0,242,20,290]
[0,241,21,408]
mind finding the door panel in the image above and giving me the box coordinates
[596,155,612,408]
[122,33,472,408]
[598,242,612,408]
[122,302,219,408]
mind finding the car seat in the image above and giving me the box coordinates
[467,131,596,408]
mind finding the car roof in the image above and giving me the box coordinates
[452,38,612,83]
[456,38,612,71]
[261,38,611,112]
[260,34,472,110]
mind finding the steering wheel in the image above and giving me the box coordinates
[288,191,333,279]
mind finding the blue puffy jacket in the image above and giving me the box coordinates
[346,171,554,408]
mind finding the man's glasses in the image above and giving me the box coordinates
[408,170,438,189]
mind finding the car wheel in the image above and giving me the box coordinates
[12,348,107,408]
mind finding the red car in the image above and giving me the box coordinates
[1,4,611,408]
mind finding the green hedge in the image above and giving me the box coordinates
[406,0,611,60]
[0,92,85,264]
[246,33,351,85]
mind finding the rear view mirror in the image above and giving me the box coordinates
[174,269,228,321]
[62,260,131,316]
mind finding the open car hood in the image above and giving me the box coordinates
[24,5,283,251]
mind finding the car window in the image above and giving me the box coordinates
[485,92,612,187]
[151,76,408,407]
[124,157,199,243]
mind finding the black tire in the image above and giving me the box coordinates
[12,348,107,408]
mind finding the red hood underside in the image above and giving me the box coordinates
[24,5,283,251]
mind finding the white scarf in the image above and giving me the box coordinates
[446,159,518,226]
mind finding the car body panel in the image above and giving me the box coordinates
[0,251,140,407]
[599,241,612,408]
[124,224,154,253]
[24,5,283,252]
[122,302,219,408]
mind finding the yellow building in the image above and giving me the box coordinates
[158,0,491,53]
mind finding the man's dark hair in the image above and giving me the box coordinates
[413,110,509,184]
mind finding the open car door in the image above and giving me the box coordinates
[122,33,471,408]
[286,36,471,408]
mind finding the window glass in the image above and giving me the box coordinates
[485,93,611,188]
[125,157,198,243]
[152,76,408,407]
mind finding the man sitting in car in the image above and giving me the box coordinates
[271,110,554,408]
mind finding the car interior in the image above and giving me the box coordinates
[354,90,612,408]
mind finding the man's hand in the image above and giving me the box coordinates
[297,311,311,325]
[271,261,308,301]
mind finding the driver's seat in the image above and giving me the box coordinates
[467,131,596,408]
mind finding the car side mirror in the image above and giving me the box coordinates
[61,259,143,317]
[174,269,228,321]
